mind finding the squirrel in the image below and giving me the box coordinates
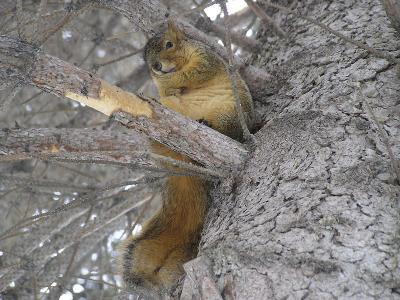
[119,20,254,292]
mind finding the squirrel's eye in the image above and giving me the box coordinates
[165,41,173,49]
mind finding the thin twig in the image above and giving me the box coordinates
[32,0,48,42]
[190,0,261,51]
[41,12,74,42]
[39,3,88,45]
[215,6,253,28]
[52,163,102,182]
[0,180,152,241]
[203,17,262,51]
[16,0,24,39]
[358,87,400,184]
[185,0,217,16]
[149,0,217,29]
[74,275,122,290]
[0,84,22,112]
[34,150,224,179]
[244,0,287,38]
[1,9,66,35]
[118,194,155,242]
[0,187,22,201]
[95,48,143,68]
[19,91,43,105]
[51,208,92,298]
[219,0,254,143]
[72,194,154,242]
[149,152,224,178]
[0,175,97,192]
[105,31,138,41]
[262,0,400,64]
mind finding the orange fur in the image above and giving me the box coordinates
[119,21,254,291]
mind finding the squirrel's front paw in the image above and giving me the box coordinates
[197,118,213,128]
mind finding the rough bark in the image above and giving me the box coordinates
[0,128,212,175]
[0,128,146,158]
[182,1,400,299]
[1,0,399,299]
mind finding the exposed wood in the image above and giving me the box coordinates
[0,36,248,172]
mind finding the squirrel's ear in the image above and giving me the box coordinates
[166,20,184,41]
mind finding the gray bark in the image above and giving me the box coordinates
[0,0,399,299]
[0,128,146,156]
[183,0,400,299]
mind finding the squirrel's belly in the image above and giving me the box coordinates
[180,85,234,120]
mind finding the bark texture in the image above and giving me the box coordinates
[0,0,399,299]
[183,1,400,299]
[0,128,146,157]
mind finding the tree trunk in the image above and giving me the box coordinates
[0,0,399,299]
[182,0,400,299]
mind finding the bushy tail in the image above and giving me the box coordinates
[119,169,208,291]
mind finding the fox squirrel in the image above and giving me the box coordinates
[119,21,254,292]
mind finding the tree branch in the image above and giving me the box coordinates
[244,0,287,38]
[0,189,152,293]
[0,128,224,178]
[219,0,254,143]
[0,36,248,172]
[0,128,146,158]
[193,15,262,51]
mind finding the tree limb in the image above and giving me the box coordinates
[0,128,146,158]
[0,36,248,172]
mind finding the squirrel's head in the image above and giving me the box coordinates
[144,20,188,77]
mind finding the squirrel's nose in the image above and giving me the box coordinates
[153,62,162,72]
